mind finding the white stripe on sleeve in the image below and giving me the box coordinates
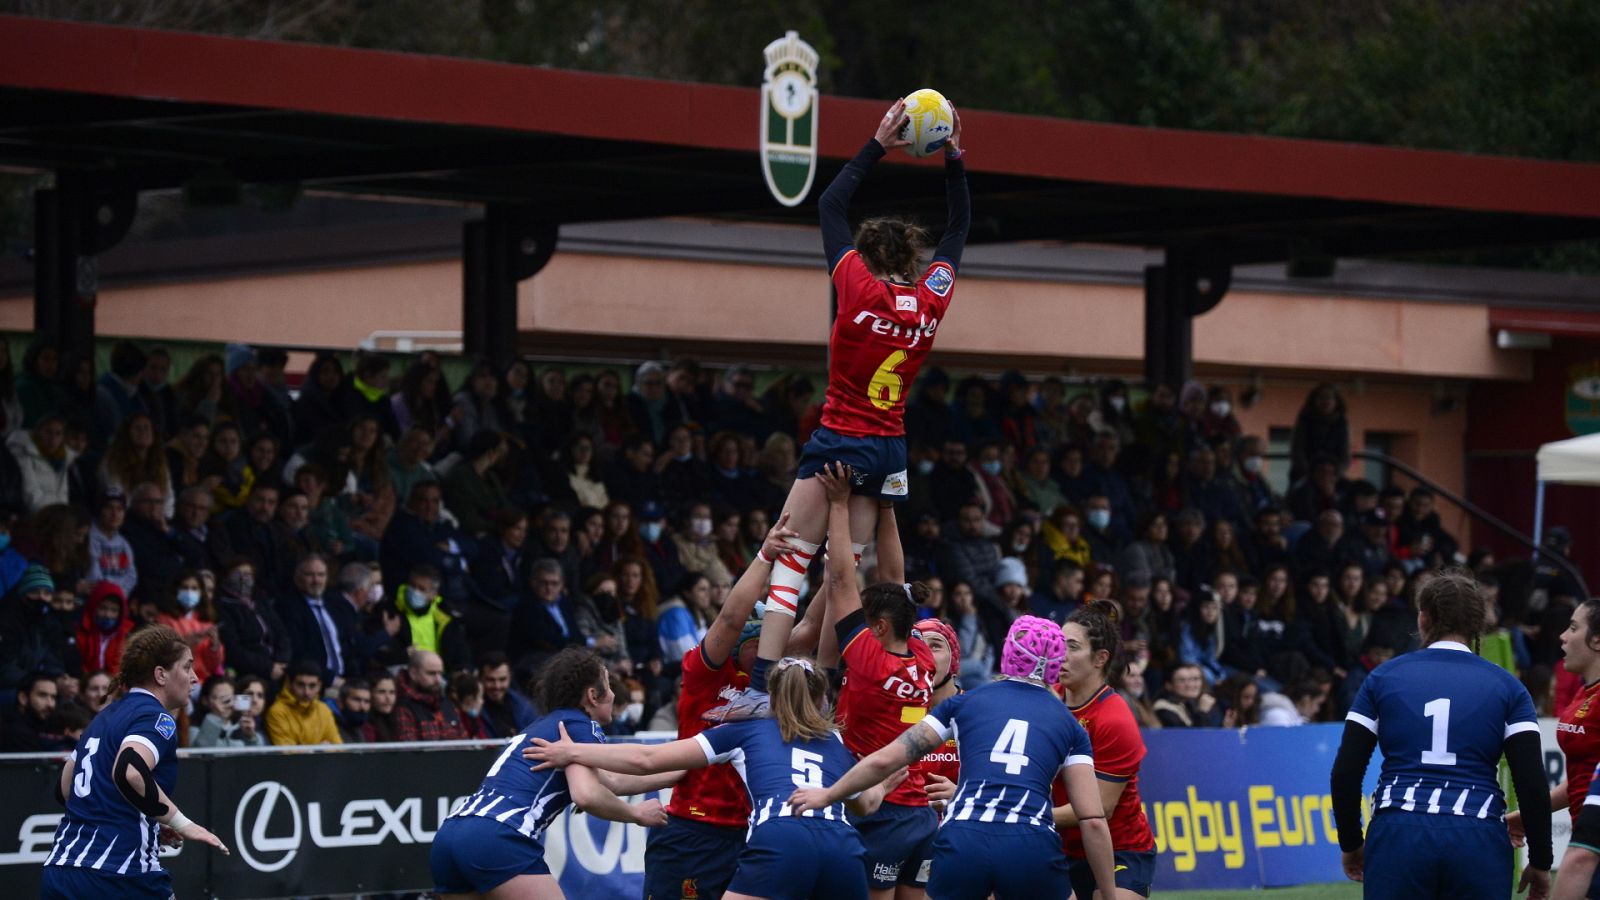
[123,734,161,763]
[1504,721,1539,739]
[693,732,735,765]
[1345,711,1378,734]
[921,715,952,741]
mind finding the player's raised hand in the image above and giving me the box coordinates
[1341,846,1364,883]
[524,721,577,770]
[874,98,910,149]
[815,461,854,505]
[787,785,834,814]
[762,511,801,560]
[945,105,962,157]
[632,798,669,828]
[1518,865,1549,899]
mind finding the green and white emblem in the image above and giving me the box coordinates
[760,31,819,207]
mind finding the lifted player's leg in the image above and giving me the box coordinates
[704,479,877,722]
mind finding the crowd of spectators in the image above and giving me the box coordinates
[0,337,1586,752]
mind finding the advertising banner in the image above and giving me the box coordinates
[5,720,1555,896]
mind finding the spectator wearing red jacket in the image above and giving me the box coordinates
[76,581,133,674]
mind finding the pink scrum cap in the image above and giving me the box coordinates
[1001,615,1066,684]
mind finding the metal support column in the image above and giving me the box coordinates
[1142,248,1232,390]
[32,174,137,360]
[462,205,558,368]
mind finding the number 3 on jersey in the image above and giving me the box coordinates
[867,351,909,411]
[990,719,1030,775]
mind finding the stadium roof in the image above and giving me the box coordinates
[5,15,1600,265]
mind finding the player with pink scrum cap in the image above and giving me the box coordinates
[791,615,1117,898]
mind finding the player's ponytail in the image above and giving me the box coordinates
[770,657,834,744]
[862,581,921,641]
[115,626,190,695]
[1067,599,1122,686]
[855,217,931,281]
[1415,568,1487,648]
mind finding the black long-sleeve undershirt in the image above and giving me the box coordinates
[1329,723,1551,870]
[818,139,969,273]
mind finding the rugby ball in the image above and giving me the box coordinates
[898,89,955,158]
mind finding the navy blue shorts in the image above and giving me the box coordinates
[1068,848,1155,898]
[39,866,172,899]
[430,814,549,895]
[796,426,909,502]
[855,800,938,889]
[1363,810,1510,900]
[727,817,867,900]
[643,814,746,900]
[926,821,1070,900]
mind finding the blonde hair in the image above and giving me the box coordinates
[770,658,833,743]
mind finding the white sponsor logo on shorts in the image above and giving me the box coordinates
[874,862,902,881]
[883,470,909,497]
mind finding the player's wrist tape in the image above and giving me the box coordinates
[169,812,192,831]
[758,549,775,564]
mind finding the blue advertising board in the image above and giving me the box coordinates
[1139,723,1380,890]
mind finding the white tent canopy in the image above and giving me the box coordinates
[1537,432,1600,486]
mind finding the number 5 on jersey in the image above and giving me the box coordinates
[868,351,908,411]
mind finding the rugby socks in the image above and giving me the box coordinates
[750,657,773,693]
[765,536,818,618]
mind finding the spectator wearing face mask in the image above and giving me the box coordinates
[1080,493,1121,563]
[380,562,471,673]
[76,581,134,675]
[156,569,226,683]
[968,440,1016,533]
[931,439,982,526]
[0,565,79,690]
[670,501,732,590]
[333,677,375,743]
[448,671,491,739]
[1234,436,1277,512]
[634,500,684,592]
[214,560,291,684]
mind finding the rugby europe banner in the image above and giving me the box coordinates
[1138,722,1383,891]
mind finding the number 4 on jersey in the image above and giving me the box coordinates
[990,719,1030,775]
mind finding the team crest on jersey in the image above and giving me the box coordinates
[1579,701,1591,719]
[591,721,608,742]
[681,878,699,898]
[154,713,177,740]
[924,265,954,297]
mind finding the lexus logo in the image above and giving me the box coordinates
[235,781,304,873]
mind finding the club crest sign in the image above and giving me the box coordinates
[760,31,819,207]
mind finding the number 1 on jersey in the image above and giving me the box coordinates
[867,351,909,411]
[990,718,1030,775]
[1421,698,1457,766]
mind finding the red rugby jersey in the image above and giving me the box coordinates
[665,644,752,827]
[1559,679,1600,820]
[1054,684,1155,855]
[836,611,936,806]
[916,689,962,789]
[821,251,955,438]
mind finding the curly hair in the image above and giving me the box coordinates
[854,217,931,281]
[535,647,608,714]
[116,626,190,694]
